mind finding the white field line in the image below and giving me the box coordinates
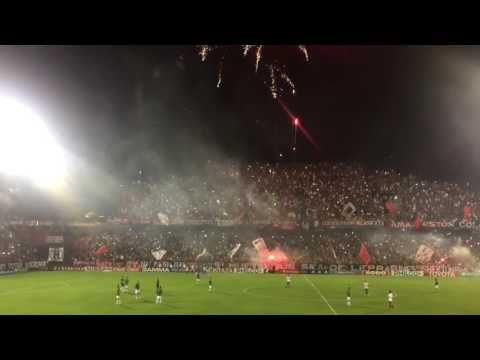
[303,275,338,315]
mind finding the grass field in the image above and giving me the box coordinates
[0,271,479,314]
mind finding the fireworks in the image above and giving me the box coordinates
[243,45,253,56]
[217,57,224,88]
[269,65,277,99]
[255,45,263,72]
[195,45,308,98]
[197,45,214,62]
[280,71,296,95]
[299,45,309,62]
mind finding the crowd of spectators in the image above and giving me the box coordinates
[116,162,479,225]
[2,162,480,269]
[56,226,480,268]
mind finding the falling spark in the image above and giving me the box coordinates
[281,72,296,95]
[198,45,212,62]
[299,45,309,62]
[255,45,263,72]
[195,45,306,98]
[217,57,224,88]
[243,45,253,56]
[270,65,278,99]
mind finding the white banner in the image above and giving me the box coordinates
[157,212,170,226]
[342,202,356,219]
[46,235,64,244]
[48,247,64,262]
[196,248,208,260]
[229,243,241,259]
[151,249,167,261]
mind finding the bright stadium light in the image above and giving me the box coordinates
[0,96,66,188]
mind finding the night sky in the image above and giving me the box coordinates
[2,45,480,187]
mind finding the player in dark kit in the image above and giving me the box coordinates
[120,277,125,292]
[156,277,160,290]
[196,272,200,284]
[434,277,439,290]
[125,275,129,291]
[208,277,213,292]
[156,285,163,304]
[116,284,121,305]
[135,281,141,300]
[346,287,352,306]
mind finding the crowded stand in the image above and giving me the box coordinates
[1,162,480,273]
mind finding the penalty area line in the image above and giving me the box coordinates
[303,275,338,315]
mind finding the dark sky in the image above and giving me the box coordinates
[1,45,480,186]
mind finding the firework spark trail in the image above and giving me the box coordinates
[269,65,278,99]
[243,45,253,56]
[198,45,212,62]
[299,45,309,62]
[280,72,296,95]
[217,57,224,88]
[196,45,305,98]
[255,45,263,72]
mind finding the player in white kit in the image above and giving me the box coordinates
[363,280,369,296]
[286,275,291,288]
[387,290,394,308]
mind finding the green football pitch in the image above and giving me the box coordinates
[0,271,479,315]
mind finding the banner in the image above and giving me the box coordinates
[415,245,434,264]
[48,247,64,262]
[46,236,64,244]
[217,220,242,226]
[196,248,208,260]
[342,202,356,219]
[359,243,371,265]
[385,199,397,215]
[415,216,423,230]
[151,249,167,261]
[229,243,241,259]
[320,220,385,227]
[95,245,109,256]
[390,219,457,229]
[157,212,170,226]
[26,261,47,270]
[252,238,268,253]
[391,271,424,277]
[298,264,464,275]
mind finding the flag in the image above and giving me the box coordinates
[415,245,434,264]
[385,200,396,215]
[151,249,167,261]
[157,212,170,225]
[359,243,371,265]
[196,248,208,261]
[342,202,356,219]
[252,238,268,253]
[48,247,64,262]
[330,247,338,262]
[415,215,423,230]
[229,243,241,259]
[95,245,109,256]
[464,206,472,221]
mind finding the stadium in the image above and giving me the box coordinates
[1,46,480,315]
